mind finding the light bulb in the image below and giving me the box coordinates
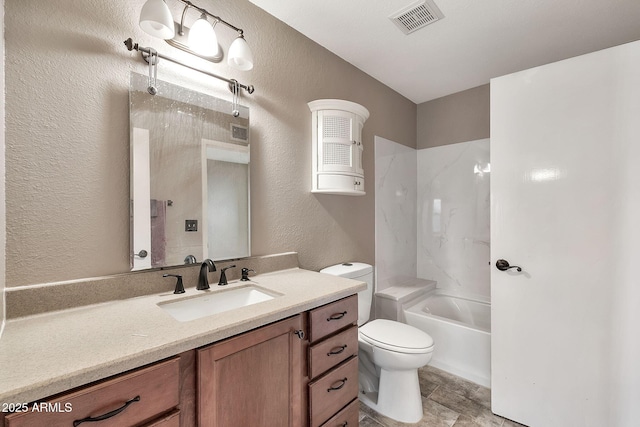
[188,15,219,57]
[139,0,175,39]
[228,35,254,71]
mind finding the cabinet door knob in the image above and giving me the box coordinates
[293,329,305,339]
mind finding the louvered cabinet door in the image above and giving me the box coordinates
[317,109,357,174]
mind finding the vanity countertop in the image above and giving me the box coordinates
[0,268,365,404]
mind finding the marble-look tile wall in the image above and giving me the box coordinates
[417,139,490,298]
[374,136,417,292]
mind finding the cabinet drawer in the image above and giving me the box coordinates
[309,295,358,343]
[143,410,180,427]
[317,174,360,190]
[309,325,358,379]
[320,398,359,427]
[309,357,359,427]
[5,358,180,427]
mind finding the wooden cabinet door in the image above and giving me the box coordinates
[197,315,305,427]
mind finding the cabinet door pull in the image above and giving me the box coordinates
[294,329,305,339]
[73,396,140,426]
[327,378,348,392]
[327,344,347,356]
[340,423,348,427]
[327,311,347,321]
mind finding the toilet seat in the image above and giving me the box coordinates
[360,319,434,354]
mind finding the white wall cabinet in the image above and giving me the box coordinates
[308,99,369,195]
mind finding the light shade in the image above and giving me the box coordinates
[188,16,219,57]
[227,35,254,71]
[139,0,175,39]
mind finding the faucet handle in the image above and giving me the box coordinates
[218,265,237,286]
[163,274,185,294]
[241,268,256,281]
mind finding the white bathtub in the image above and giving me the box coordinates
[404,290,491,387]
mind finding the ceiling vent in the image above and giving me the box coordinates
[389,0,444,35]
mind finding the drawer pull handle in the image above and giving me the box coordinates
[327,311,347,321]
[327,378,348,392]
[340,423,348,427]
[73,395,140,426]
[327,344,347,356]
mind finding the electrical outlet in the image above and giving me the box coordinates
[185,219,198,232]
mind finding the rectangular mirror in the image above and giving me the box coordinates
[129,72,250,270]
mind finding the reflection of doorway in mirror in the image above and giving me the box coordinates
[132,128,152,270]
[202,139,250,261]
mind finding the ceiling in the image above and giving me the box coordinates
[248,0,640,104]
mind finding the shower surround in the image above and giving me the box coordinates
[417,139,490,299]
[375,137,490,299]
[374,136,417,292]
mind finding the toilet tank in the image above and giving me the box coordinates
[320,262,373,326]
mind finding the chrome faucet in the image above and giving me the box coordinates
[197,259,216,290]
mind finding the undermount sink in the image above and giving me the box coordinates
[158,285,280,322]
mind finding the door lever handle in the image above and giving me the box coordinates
[134,249,148,258]
[496,259,522,272]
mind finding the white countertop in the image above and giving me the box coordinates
[0,268,365,404]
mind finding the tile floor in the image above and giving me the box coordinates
[358,366,526,427]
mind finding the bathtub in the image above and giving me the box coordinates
[404,290,491,387]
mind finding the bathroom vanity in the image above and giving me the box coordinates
[0,267,365,426]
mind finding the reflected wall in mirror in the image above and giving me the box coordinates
[129,72,250,271]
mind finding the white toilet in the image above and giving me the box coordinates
[320,262,434,423]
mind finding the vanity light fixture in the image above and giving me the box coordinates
[139,0,175,39]
[138,0,254,71]
[188,14,219,57]
[228,34,254,71]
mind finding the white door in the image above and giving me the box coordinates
[491,41,640,427]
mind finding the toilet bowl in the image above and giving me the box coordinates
[320,263,435,424]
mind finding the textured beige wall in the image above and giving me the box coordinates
[4,0,416,287]
[417,84,489,149]
[1,0,5,329]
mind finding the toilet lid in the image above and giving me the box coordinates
[360,319,434,353]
